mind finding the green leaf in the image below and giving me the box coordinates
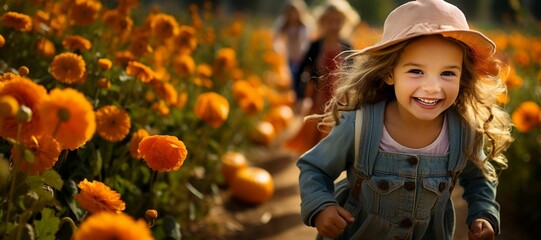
[34,208,60,240]
[40,170,63,190]
[163,215,182,240]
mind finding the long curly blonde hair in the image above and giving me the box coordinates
[313,35,513,181]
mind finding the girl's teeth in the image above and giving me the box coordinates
[416,98,439,105]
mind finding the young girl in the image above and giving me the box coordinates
[285,0,359,153]
[273,0,314,87]
[297,0,513,239]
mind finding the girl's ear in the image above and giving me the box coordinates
[384,74,394,85]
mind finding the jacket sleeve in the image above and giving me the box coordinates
[297,111,355,226]
[458,156,500,235]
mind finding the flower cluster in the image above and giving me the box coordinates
[0,0,293,238]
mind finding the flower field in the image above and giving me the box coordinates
[0,0,540,239]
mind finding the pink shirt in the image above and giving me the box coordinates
[380,115,449,155]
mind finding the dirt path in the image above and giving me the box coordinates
[216,118,534,240]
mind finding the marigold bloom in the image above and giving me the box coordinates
[214,48,237,72]
[12,135,61,175]
[150,13,178,39]
[62,35,92,52]
[97,78,111,89]
[18,66,29,77]
[98,58,112,70]
[194,92,229,128]
[174,92,188,109]
[512,101,541,133]
[0,76,46,141]
[173,25,197,54]
[1,12,32,32]
[151,100,170,117]
[238,93,264,114]
[0,34,5,48]
[69,0,102,26]
[115,51,136,66]
[38,88,96,150]
[73,212,154,240]
[125,61,155,83]
[197,64,213,78]
[172,54,195,77]
[95,105,131,142]
[129,35,152,58]
[36,38,56,57]
[0,95,19,118]
[129,128,149,159]
[0,72,18,82]
[103,10,133,36]
[138,135,188,172]
[154,82,177,105]
[50,52,86,84]
[75,179,126,213]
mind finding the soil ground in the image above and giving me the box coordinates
[212,117,535,240]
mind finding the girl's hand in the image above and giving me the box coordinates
[468,218,495,240]
[314,205,355,238]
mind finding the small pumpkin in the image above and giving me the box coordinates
[248,121,276,145]
[230,167,274,205]
[220,151,248,185]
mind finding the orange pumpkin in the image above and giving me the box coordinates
[230,167,274,204]
[220,151,248,185]
[248,121,276,145]
[264,105,294,133]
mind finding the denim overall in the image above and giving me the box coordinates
[297,101,500,240]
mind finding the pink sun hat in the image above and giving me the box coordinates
[349,0,496,59]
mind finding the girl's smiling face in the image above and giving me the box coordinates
[386,35,463,123]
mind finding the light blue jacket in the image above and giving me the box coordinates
[297,101,500,239]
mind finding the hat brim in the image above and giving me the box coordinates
[348,29,496,59]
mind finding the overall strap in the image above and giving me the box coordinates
[351,101,386,199]
[446,107,470,192]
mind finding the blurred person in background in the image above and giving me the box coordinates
[285,0,360,153]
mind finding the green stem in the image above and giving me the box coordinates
[60,217,78,233]
[149,170,157,208]
[5,123,24,223]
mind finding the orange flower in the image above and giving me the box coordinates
[502,66,523,90]
[115,51,136,66]
[0,95,19,118]
[118,0,139,13]
[129,128,149,159]
[513,49,530,68]
[12,135,61,175]
[150,13,178,39]
[69,0,102,26]
[102,9,133,35]
[129,35,152,58]
[1,12,32,32]
[0,34,5,48]
[512,101,541,133]
[194,92,229,128]
[95,105,131,142]
[0,72,18,82]
[75,179,126,213]
[154,82,177,105]
[0,76,47,141]
[138,135,188,172]
[50,52,86,84]
[151,100,170,117]
[238,93,264,114]
[98,58,112,70]
[73,212,154,240]
[172,25,197,54]
[172,54,195,77]
[214,48,237,72]
[174,92,188,109]
[62,35,92,52]
[18,66,29,77]
[36,38,56,57]
[97,78,111,89]
[197,64,213,79]
[38,88,96,150]
[125,61,155,83]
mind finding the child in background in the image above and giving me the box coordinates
[285,0,359,153]
[273,0,314,91]
[297,0,513,239]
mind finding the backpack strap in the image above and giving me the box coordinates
[446,107,470,193]
[351,109,367,200]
